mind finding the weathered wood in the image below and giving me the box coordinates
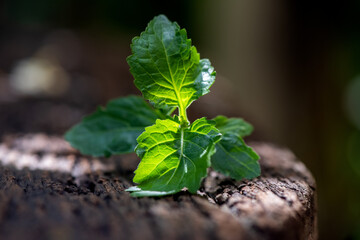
[0,134,317,240]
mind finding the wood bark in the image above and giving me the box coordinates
[0,134,317,240]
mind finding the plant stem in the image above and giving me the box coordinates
[178,105,189,127]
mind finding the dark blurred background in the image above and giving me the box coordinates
[0,1,359,239]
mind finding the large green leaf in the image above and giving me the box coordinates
[211,116,260,180]
[127,118,221,197]
[65,96,163,157]
[127,15,216,123]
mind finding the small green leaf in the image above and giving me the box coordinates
[127,118,221,197]
[127,15,216,124]
[213,115,253,138]
[149,101,177,117]
[65,96,163,157]
[125,186,178,197]
[212,135,260,180]
[211,116,260,180]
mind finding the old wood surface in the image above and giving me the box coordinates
[0,134,317,240]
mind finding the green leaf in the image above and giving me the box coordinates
[213,115,254,138]
[211,116,260,180]
[65,96,163,157]
[149,101,177,117]
[127,118,221,197]
[127,15,216,123]
[125,186,178,197]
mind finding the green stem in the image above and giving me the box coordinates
[178,105,189,127]
[166,106,177,116]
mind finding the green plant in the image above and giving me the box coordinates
[65,15,260,197]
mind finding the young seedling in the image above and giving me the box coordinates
[65,15,260,197]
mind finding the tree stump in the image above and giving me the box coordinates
[0,134,317,240]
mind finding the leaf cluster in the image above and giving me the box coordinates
[65,15,260,197]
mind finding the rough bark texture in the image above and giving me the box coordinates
[0,134,317,240]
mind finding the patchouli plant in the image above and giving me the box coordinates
[65,15,260,197]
